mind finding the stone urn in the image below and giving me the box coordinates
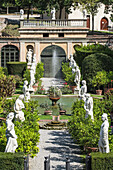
[49,97,60,106]
[44,110,52,115]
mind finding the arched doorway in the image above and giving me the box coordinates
[100,17,108,30]
[41,45,66,78]
[1,45,19,67]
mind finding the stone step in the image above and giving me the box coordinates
[41,78,65,91]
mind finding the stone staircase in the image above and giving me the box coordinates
[41,78,65,91]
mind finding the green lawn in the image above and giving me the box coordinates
[39,114,71,120]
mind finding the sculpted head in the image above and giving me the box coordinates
[24,80,28,85]
[101,113,108,121]
[18,95,24,100]
[82,80,86,85]
[85,93,90,99]
[7,112,14,120]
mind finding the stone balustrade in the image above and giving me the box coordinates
[20,19,87,28]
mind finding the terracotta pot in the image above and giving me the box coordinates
[70,86,76,94]
[96,90,102,95]
[44,110,52,115]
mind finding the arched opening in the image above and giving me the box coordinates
[41,45,66,78]
[100,17,108,30]
[1,45,19,67]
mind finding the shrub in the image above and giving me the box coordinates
[47,86,62,98]
[74,44,113,67]
[0,152,24,170]
[13,75,23,88]
[35,62,44,83]
[0,67,5,79]
[62,62,76,86]
[23,62,44,84]
[91,152,113,170]
[23,69,30,84]
[35,86,46,95]
[92,71,107,90]
[68,99,111,149]
[0,75,16,98]
[82,53,113,91]
[0,99,40,157]
[7,62,27,78]
[60,82,72,94]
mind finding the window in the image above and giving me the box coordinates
[43,33,49,37]
[1,45,19,67]
[58,33,64,37]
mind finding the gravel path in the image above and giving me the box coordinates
[29,129,85,170]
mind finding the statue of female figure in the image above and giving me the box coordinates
[14,95,25,122]
[84,93,94,120]
[98,113,109,153]
[5,112,18,153]
[26,49,33,65]
[29,63,36,88]
[23,80,30,101]
[69,54,77,74]
[79,80,87,101]
[74,65,81,90]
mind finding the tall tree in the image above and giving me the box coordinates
[101,0,113,22]
[49,0,76,19]
[78,0,101,32]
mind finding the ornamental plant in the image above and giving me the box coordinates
[47,86,62,98]
[60,82,72,94]
[62,62,76,86]
[0,75,16,98]
[68,99,112,150]
[0,99,40,157]
[92,70,107,90]
[23,62,44,84]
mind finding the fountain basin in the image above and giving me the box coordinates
[49,97,60,106]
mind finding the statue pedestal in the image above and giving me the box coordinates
[74,89,79,95]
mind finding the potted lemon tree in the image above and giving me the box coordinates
[92,71,107,95]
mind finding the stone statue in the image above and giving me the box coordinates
[20,9,24,19]
[32,54,37,74]
[98,113,109,153]
[26,49,33,66]
[51,8,56,20]
[79,80,87,101]
[69,54,77,74]
[23,80,30,102]
[84,93,94,120]
[5,112,18,153]
[74,65,81,90]
[29,63,36,88]
[14,95,25,122]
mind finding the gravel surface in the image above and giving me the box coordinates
[29,129,85,170]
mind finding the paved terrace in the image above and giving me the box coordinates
[29,129,85,170]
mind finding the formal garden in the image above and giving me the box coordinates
[1,43,113,169]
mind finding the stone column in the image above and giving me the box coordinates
[20,42,26,62]
[34,42,40,63]
[67,42,72,60]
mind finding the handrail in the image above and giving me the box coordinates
[20,19,87,28]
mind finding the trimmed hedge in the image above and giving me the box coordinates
[82,53,113,91]
[74,44,113,67]
[7,62,27,77]
[0,152,24,170]
[91,152,113,170]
